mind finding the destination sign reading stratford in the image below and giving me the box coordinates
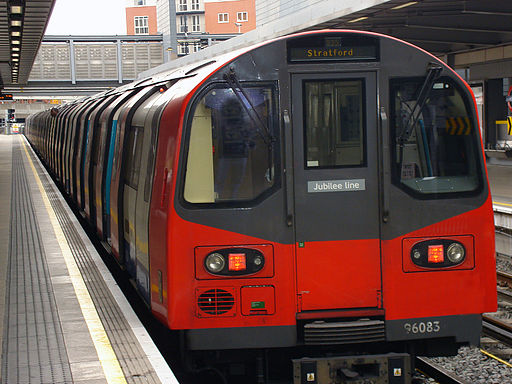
[288,35,379,63]
[308,179,366,193]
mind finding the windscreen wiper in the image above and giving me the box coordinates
[223,68,275,181]
[397,62,443,172]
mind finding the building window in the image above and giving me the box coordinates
[178,43,188,55]
[218,13,228,23]
[134,16,149,34]
[237,12,248,22]
[191,0,199,11]
[179,0,187,11]
[135,0,146,5]
[191,42,201,52]
[179,16,188,33]
[191,15,200,32]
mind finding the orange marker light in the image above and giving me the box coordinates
[229,253,246,271]
[428,245,444,263]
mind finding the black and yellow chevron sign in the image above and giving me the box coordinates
[445,117,472,135]
[495,117,512,135]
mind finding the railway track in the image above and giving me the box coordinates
[415,357,470,384]
[414,312,512,384]
[496,271,512,303]
[482,314,512,348]
[413,264,512,383]
[497,270,512,287]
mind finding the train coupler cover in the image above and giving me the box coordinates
[292,353,411,384]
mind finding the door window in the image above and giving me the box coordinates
[304,79,366,168]
[123,125,144,190]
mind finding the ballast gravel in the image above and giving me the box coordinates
[413,253,512,383]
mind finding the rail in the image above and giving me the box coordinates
[415,357,470,384]
[497,270,512,287]
[482,314,512,348]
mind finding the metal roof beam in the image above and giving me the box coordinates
[405,24,512,35]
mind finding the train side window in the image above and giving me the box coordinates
[184,85,276,204]
[304,79,366,168]
[124,125,144,189]
[390,78,481,195]
[144,120,158,202]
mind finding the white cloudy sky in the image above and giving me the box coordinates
[45,0,127,35]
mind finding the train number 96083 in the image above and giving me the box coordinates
[403,321,441,335]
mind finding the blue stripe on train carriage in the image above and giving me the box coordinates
[105,120,117,215]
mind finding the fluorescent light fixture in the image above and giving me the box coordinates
[391,1,418,10]
[11,40,20,45]
[12,47,20,51]
[348,16,368,23]
[11,52,19,57]
[11,20,22,27]
[12,58,19,62]
[11,5,23,14]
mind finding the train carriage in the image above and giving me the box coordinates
[26,30,497,383]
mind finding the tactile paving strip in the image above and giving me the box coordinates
[2,144,73,384]
[26,143,161,382]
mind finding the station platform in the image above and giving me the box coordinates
[0,134,178,384]
[488,163,512,213]
[488,163,512,256]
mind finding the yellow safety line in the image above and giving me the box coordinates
[21,139,127,384]
[480,349,512,368]
[493,201,512,208]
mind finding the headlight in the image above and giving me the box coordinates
[205,253,225,273]
[447,243,465,263]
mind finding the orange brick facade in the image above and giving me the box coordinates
[126,6,158,35]
[205,0,256,34]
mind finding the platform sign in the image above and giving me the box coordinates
[0,93,13,101]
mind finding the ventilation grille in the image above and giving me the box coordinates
[304,319,386,345]
[197,289,235,316]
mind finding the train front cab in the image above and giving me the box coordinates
[159,30,497,377]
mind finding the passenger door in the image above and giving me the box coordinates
[123,124,144,277]
[134,92,162,304]
[291,73,382,311]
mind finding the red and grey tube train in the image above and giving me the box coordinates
[26,30,496,382]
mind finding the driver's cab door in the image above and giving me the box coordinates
[291,72,382,311]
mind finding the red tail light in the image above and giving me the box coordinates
[229,253,247,271]
[428,245,444,263]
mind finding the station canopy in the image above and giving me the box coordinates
[307,0,512,57]
[1,0,512,88]
[0,0,55,88]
